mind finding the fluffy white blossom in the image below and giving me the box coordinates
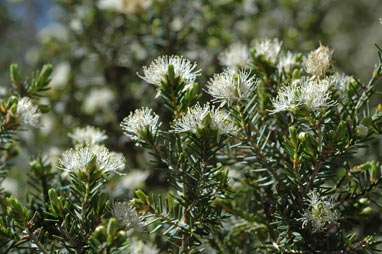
[129,237,159,254]
[83,88,114,114]
[172,104,238,135]
[300,191,339,232]
[270,81,301,113]
[121,107,160,143]
[206,69,257,105]
[68,126,107,144]
[116,170,149,195]
[277,51,297,73]
[332,72,350,95]
[138,55,201,92]
[17,97,41,127]
[271,77,335,113]
[219,43,251,69]
[299,77,335,111]
[253,38,283,64]
[59,144,125,174]
[111,201,144,231]
[303,44,333,77]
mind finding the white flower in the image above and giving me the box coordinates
[83,88,114,114]
[117,170,149,195]
[111,201,144,231]
[98,0,151,15]
[206,69,257,106]
[50,62,70,89]
[138,55,201,92]
[300,191,339,232]
[129,237,159,254]
[271,77,335,113]
[172,104,238,135]
[299,77,335,111]
[253,38,283,64]
[121,107,160,143]
[68,126,107,145]
[219,43,251,69]
[332,72,350,95]
[277,51,297,73]
[270,81,301,113]
[303,44,333,77]
[17,97,41,127]
[59,144,125,174]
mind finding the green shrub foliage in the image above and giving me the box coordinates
[2,39,382,253]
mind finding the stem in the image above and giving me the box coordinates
[26,222,47,254]
[238,105,282,183]
[307,114,325,191]
[80,181,90,234]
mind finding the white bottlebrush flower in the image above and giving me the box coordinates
[83,88,114,114]
[303,44,333,77]
[206,69,257,105]
[121,107,160,143]
[59,144,125,175]
[299,77,335,111]
[111,201,144,231]
[138,55,201,92]
[172,104,238,136]
[129,237,159,254]
[68,126,107,145]
[16,97,41,127]
[253,38,283,64]
[270,81,301,114]
[332,72,350,95]
[277,51,297,73]
[300,191,339,232]
[218,43,251,69]
[271,77,335,113]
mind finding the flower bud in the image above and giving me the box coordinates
[355,124,368,139]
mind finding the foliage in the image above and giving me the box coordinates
[1,1,382,254]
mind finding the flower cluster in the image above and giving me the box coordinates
[271,77,335,113]
[219,43,251,69]
[206,69,257,105]
[120,107,160,143]
[300,191,339,232]
[332,72,351,95]
[299,77,335,111]
[277,51,297,73]
[16,97,41,127]
[59,144,125,175]
[68,126,107,144]
[111,201,144,231]
[303,44,333,78]
[270,81,300,113]
[138,55,201,91]
[172,103,238,135]
[253,38,283,64]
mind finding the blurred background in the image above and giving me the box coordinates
[1,0,382,201]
